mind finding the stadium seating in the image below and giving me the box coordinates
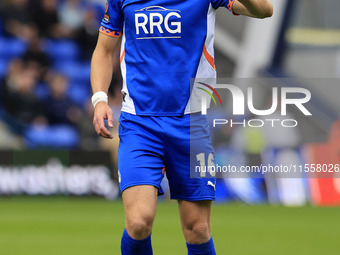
[0,1,103,149]
[0,38,27,60]
[24,125,80,149]
[67,82,92,107]
[43,40,80,62]
[54,61,91,83]
[0,58,7,79]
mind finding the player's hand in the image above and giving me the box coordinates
[93,101,114,139]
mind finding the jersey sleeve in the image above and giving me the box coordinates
[211,0,237,14]
[99,0,123,37]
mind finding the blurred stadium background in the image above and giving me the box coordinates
[0,0,340,254]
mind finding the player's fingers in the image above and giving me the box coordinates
[93,115,102,135]
[107,112,114,128]
[102,107,114,132]
[99,125,113,139]
[93,114,113,139]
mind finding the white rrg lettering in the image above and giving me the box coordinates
[135,13,149,35]
[164,12,181,34]
[150,13,164,34]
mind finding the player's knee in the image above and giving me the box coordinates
[192,223,211,239]
[126,216,153,239]
[184,222,211,244]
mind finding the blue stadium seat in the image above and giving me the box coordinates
[0,38,27,60]
[24,125,79,149]
[67,82,91,107]
[43,40,80,61]
[0,59,8,79]
[54,61,91,83]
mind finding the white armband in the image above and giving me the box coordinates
[91,91,108,108]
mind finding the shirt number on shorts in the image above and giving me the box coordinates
[196,153,216,177]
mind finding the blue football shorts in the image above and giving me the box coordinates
[118,111,216,201]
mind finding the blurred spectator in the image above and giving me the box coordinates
[0,0,36,41]
[43,73,81,125]
[0,59,47,133]
[32,0,65,38]
[76,6,100,59]
[22,34,51,81]
[58,0,85,34]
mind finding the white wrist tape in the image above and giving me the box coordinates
[91,91,108,108]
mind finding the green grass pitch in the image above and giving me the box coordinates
[0,197,339,255]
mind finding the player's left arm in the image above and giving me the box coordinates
[232,0,273,19]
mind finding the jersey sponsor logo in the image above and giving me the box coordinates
[134,6,181,39]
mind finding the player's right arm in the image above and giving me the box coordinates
[91,32,121,139]
[233,0,273,18]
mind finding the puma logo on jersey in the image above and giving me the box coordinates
[207,181,216,191]
[135,6,181,39]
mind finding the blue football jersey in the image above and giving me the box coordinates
[100,0,236,116]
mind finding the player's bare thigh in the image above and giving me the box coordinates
[178,200,212,244]
[122,185,158,240]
